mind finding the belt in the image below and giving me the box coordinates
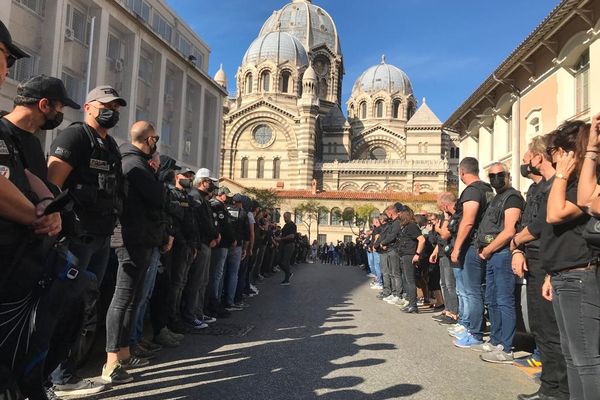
[553,260,598,275]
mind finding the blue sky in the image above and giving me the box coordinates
[166,0,559,121]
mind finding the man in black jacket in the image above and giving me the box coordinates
[102,121,167,385]
[182,169,220,326]
[207,187,235,317]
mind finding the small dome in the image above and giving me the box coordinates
[303,63,317,82]
[259,0,341,55]
[352,55,413,96]
[243,31,309,67]
[214,64,227,88]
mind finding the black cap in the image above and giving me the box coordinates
[0,20,29,60]
[159,155,181,171]
[17,75,80,109]
[394,202,406,212]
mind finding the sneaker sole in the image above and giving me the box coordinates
[102,376,134,385]
[480,355,514,364]
[454,341,483,349]
[54,385,106,397]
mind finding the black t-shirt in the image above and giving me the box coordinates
[521,179,546,250]
[2,119,48,181]
[281,221,297,243]
[501,194,525,211]
[455,181,493,245]
[539,178,594,272]
[397,222,422,255]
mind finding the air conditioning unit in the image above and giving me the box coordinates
[65,27,75,41]
[113,58,124,73]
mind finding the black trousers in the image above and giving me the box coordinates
[526,251,569,399]
[400,255,417,307]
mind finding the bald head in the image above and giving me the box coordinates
[130,121,155,144]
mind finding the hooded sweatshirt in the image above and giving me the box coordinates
[119,143,168,247]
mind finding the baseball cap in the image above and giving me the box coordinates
[394,202,407,212]
[180,167,195,176]
[159,155,181,171]
[85,85,127,106]
[17,75,80,109]
[196,167,218,182]
[0,20,29,62]
[217,186,233,197]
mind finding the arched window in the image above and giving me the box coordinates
[418,142,422,153]
[319,209,329,225]
[407,103,415,120]
[245,73,253,94]
[575,51,589,113]
[241,157,248,178]
[272,158,281,179]
[392,99,401,118]
[349,103,355,118]
[319,78,328,99]
[360,102,367,119]
[330,207,341,225]
[280,71,291,93]
[375,100,384,118]
[456,148,460,159]
[450,148,455,159]
[261,71,271,92]
[256,158,264,179]
[295,210,303,224]
[342,207,354,226]
[424,142,428,153]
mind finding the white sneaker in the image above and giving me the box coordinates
[370,284,383,290]
[384,295,399,304]
[367,273,376,278]
[382,295,394,301]
[448,324,466,333]
[250,284,259,294]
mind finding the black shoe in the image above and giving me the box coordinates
[431,313,445,321]
[280,280,290,286]
[402,306,419,314]
[437,315,458,325]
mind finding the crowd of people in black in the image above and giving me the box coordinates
[358,120,600,400]
[0,21,304,400]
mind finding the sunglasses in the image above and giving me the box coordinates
[488,172,507,179]
[147,135,160,142]
[0,48,17,68]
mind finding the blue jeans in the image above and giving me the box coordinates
[552,268,600,400]
[484,248,516,350]
[453,267,467,327]
[208,247,229,305]
[223,246,242,306]
[369,252,382,284]
[367,251,374,274]
[462,245,485,340]
[130,247,160,347]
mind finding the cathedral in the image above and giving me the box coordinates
[216,0,458,239]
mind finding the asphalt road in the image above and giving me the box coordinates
[83,262,538,400]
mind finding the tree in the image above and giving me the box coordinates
[243,187,281,209]
[295,200,328,243]
[341,207,361,236]
[354,204,377,232]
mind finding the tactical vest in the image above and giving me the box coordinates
[476,187,522,248]
[227,205,249,242]
[66,123,124,235]
[449,180,494,240]
[0,120,35,245]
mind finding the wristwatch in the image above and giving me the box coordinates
[555,172,567,180]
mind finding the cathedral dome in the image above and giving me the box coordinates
[259,0,341,55]
[352,56,413,96]
[243,31,309,67]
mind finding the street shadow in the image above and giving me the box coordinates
[84,263,423,400]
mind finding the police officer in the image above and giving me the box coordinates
[46,85,127,396]
[207,187,235,317]
[183,169,219,326]
[165,167,202,332]
[0,74,80,399]
[511,136,569,400]
[378,205,404,307]
[474,162,523,363]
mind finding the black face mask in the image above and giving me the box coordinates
[96,108,119,129]
[149,142,157,155]
[520,164,530,179]
[40,110,64,130]
[528,161,542,176]
[489,176,506,191]
[179,178,192,189]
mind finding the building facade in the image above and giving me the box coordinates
[217,0,457,243]
[446,0,600,193]
[1,0,226,171]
